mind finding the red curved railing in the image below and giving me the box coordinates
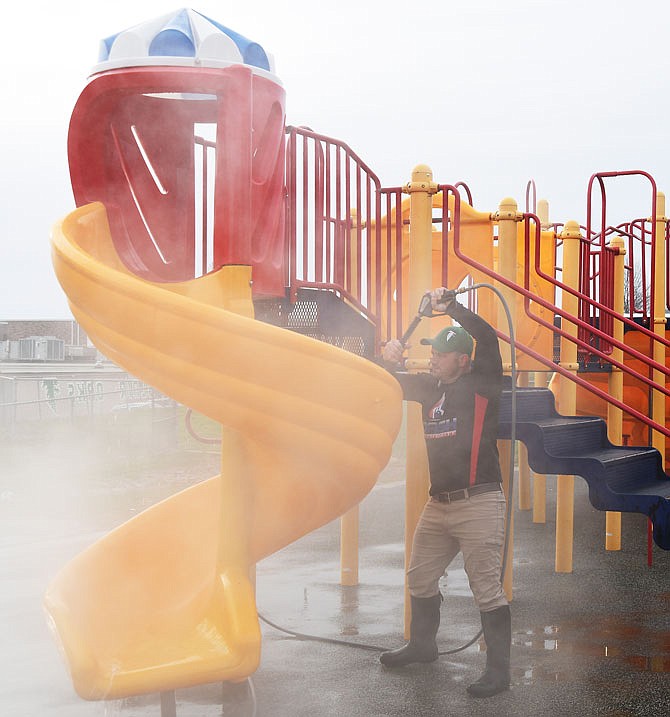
[284,126,410,345]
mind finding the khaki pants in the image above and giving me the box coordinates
[407,490,508,612]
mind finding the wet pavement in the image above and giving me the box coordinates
[2,423,670,717]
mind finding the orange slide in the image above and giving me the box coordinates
[44,202,402,700]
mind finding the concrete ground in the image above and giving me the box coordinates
[2,420,669,717]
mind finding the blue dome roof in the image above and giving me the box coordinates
[96,8,275,75]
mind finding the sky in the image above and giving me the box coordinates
[2,0,669,319]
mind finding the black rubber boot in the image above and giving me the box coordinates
[467,605,511,697]
[379,594,441,667]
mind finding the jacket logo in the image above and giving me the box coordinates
[430,394,445,419]
[426,393,456,438]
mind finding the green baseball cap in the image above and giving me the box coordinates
[421,326,474,355]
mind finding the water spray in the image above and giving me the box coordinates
[259,283,518,657]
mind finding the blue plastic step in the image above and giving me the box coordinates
[531,417,606,456]
[498,387,670,550]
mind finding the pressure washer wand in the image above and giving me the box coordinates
[399,292,434,346]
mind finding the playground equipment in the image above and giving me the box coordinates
[46,202,400,699]
[45,7,670,708]
[44,11,402,700]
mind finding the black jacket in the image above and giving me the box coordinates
[392,302,503,494]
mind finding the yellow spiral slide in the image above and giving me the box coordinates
[44,202,402,700]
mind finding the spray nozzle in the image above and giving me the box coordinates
[418,292,434,317]
[436,288,457,305]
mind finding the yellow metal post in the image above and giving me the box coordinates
[517,372,531,511]
[652,193,667,469]
[532,201,550,524]
[218,428,256,609]
[494,197,520,600]
[606,235,626,550]
[340,506,359,585]
[402,165,437,636]
[532,372,548,524]
[497,439,513,601]
[218,266,256,589]
[340,208,361,585]
[556,220,581,573]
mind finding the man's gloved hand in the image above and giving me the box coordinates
[382,338,405,366]
[431,287,457,313]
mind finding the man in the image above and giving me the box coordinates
[379,288,510,698]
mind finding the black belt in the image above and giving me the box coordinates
[430,482,502,504]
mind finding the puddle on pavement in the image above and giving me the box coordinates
[513,612,670,683]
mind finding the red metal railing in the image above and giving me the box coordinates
[284,126,406,346]
[582,172,660,355]
[623,218,653,317]
[379,186,406,340]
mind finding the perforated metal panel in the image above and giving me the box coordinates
[254,289,375,357]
